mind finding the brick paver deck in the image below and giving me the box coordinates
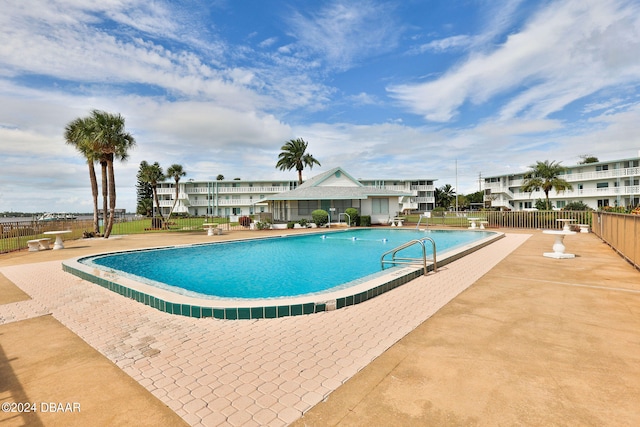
[0,232,529,426]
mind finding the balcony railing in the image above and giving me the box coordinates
[503,166,640,187]
[159,186,291,195]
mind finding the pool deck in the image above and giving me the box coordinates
[1,228,639,426]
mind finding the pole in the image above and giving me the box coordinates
[455,159,459,212]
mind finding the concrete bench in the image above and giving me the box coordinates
[573,224,590,233]
[478,221,489,229]
[27,238,52,252]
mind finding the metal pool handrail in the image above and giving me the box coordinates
[380,236,437,275]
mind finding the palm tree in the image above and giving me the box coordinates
[435,184,456,209]
[521,160,573,210]
[276,138,321,184]
[139,161,166,223]
[90,110,136,238]
[166,164,186,220]
[64,117,100,235]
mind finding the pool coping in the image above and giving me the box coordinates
[62,229,504,319]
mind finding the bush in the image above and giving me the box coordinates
[255,221,271,230]
[312,209,329,226]
[287,221,296,229]
[360,215,371,227]
[344,208,359,226]
[601,206,626,213]
[563,202,593,211]
[298,218,308,227]
[239,216,251,227]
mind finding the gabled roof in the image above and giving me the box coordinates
[297,167,363,189]
[263,166,413,201]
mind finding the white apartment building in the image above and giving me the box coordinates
[483,155,640,211]
[154,170,436,218]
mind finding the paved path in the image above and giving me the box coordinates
[1,231,527,426]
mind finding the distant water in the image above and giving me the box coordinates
[1,215,101,223]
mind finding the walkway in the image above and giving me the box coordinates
[1,229,639,426]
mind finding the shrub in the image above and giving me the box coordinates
[344,208,359,226]
[535,199,550,210]
[360,215,371,227]
[312,209,329,226]
[255,221,271,230]
[601,206,626,213]
[239,216,251,227]
[563,202,593,211]
[287,221,296,229]
[298,218,308,227]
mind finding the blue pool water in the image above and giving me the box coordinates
[84,229,492,299]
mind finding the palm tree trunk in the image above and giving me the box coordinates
[153,187,164,221]
[88,161,100,234]
[169,184,179,221]
[101,161,108,236]
[297,169,303,184]
[104,157,116,238]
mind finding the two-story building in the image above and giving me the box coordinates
[154,168,436,218]
[483,154,640,211]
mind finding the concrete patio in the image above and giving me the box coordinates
[1,228,639,426]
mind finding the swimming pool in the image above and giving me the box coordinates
[63,228,503,319]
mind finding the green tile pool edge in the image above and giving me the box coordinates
[61,231,503,320]
[61,262,423,320]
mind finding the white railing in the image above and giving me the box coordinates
[506,166,640,187]
[410,185,435,191]
[216,187,289,193]
[188,199,257,207]
[415,197,435,203]
[486,184,639,201]
[484,183,514,198]
[161,186,290,195]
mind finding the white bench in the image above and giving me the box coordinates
[573,224,590,233]
[27,238,52,252]
[478,221,489,229]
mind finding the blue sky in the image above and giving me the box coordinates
[1,0,639,213]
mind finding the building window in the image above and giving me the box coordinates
[556,201,566,209]
[372,198,389,214]
[596,182,609,188]
[298,200,319,215]
[596,165,609,171]
[597,199,609,207]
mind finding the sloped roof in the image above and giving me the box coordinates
[263,166,413,201]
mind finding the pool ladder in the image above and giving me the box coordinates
[380,237,437,275]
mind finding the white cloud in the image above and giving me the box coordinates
[286,0,402,71]
[388,0,640,123]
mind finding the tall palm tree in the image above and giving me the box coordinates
[276,138,321,184]
[166,164,186,220]
[64,117,100,235]
[139,161,166,222]
[90,110,136,238]
[435,184,456,209]
[521,160,573,210]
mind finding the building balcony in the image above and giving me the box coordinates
[503,166,640,187]
[495,185,640,202]
[216,186,291,193]
[484,183,514,198]
[186,199,259,207]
